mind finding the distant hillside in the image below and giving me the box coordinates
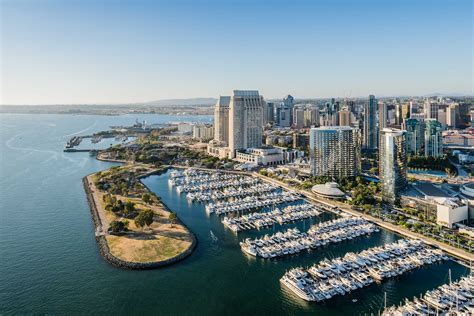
[142,98,217,106]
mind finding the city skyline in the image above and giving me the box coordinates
[2,0,473,105]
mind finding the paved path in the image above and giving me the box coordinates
[255,174,474,264]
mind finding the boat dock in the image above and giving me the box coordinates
[222,203,321,233]
[382,273,474,315]
[280,239,449,302]
[240,217,379,258]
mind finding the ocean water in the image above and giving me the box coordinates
[0,114,469,315]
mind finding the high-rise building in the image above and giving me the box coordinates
[402,118,423,156]
[309,126,360,178]
[424,119,443,158]
[401,103,410,121]
[378,101,387,129]
[395,104,403,126]
[437,109,447,126]
[304,108,319,127]
[338,110,351,126]
[424,101,439,120]
[193,124,214,141]
[363,95,378,150]
[263,102,275,125]
[229,90,265,158]
[277,95,294,127]
[447,104,458,128]
[213,96,231,144]
[294,108,306,129]
[379,128,407,204]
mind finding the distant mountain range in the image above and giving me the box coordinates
[423,92,474,97]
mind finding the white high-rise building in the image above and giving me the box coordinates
[213,96,231,145]
[229,90,265,158]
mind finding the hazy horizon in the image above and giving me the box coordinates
[1,0,473,105]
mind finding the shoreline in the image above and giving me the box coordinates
[82,169,197,270]
[254,173,474,264]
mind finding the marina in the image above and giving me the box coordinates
[280,239,449,302]
[240,217,379,258]
[168,169,303,215]
[382,273,474,315]
[222,203,322,232]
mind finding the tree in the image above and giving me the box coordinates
[134,209,154,229]
[142,193,152,204]
[123,201,136,217]
[109,220,127,233]
[168,212,178,227]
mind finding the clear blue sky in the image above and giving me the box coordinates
[1,0,472,105]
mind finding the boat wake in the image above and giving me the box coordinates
[61,120,97,138]
[210,230,218,243]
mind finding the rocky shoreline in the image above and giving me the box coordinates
[82,174,197,270]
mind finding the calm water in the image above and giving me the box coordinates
[0,114,469,315]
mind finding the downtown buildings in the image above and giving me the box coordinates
[309,126,360,178]
[208,90,303,166]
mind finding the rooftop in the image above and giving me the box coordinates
[413,182,452,199]
[233,90,259,97]
[311,126,354,131]
[311,182,345,198]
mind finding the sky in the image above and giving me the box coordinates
[1,0,473,105]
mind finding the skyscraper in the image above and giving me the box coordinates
[447,104,458,128]
[363,94,378,150]
[424,101,439,120]
[304,107,319,127]
[278,95,294,127]
[378,101,387,129]
[229,90,265,157]
[263,102,275,125]
[424,119,443,157]
[294,108,306,129]
[213,96,231,144]
[338,110,351,126]
[309,126,360,178]
[401,103,410,121]
[403,118,423,156]
[379,128,407,204]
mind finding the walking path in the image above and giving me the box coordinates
[255,174,474,264]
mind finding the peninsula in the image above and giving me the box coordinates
[84,164,196,269]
